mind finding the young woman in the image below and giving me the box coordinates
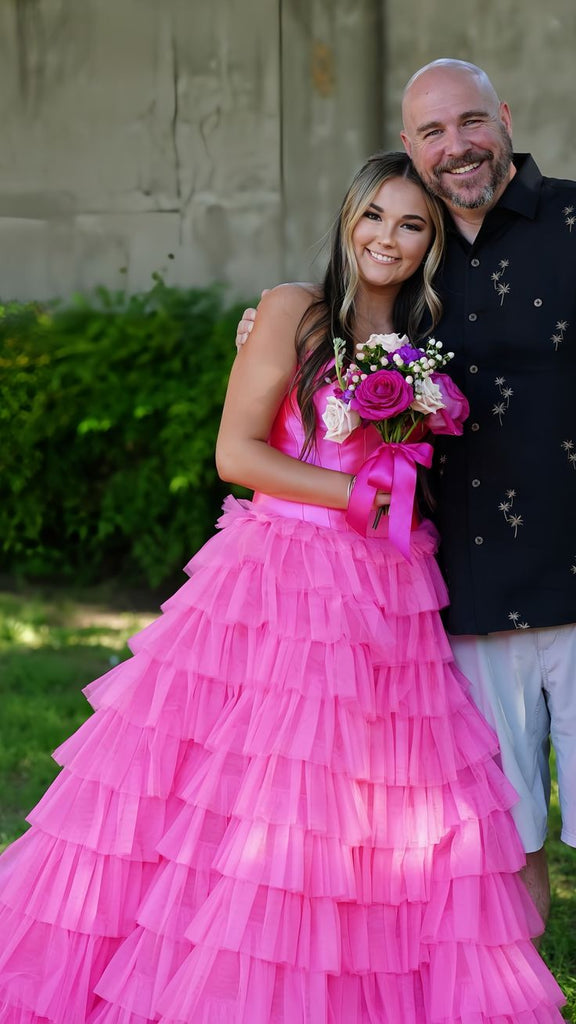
[0,152,564,1022]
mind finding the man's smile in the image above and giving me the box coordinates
[448,161,482,175]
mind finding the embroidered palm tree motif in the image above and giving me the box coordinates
[551,320,569,350]
[491,259,510,305]
[508,610,530,629]
[499,488,524,537]
[492,377,513,424]
[561,440,576,469]
[563,205,576,232]
[438,453,447,477]
[571,558,576,576]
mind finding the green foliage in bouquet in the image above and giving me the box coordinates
[0,277,251,586]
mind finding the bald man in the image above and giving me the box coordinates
[236,60,576,928]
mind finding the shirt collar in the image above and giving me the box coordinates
[496,153,542,219]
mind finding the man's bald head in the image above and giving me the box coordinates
[402,59,502,135]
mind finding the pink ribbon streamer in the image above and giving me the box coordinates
[346,441,434,559]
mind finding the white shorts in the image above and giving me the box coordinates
[449,623,576,853]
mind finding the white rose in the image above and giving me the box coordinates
[366,332,409,353]
[411,377,446,414]
[321,396,361,443]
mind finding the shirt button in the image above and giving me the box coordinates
[470,422,480,431]
[474,536,484,545]
[470,258,480,267]
[469,364,479,374]
[471,478,481,487]
[468,313,478,322]
[534,298,543,307]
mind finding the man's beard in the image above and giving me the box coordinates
[423,127,513,209]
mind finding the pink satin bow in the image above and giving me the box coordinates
[346,441,433,559]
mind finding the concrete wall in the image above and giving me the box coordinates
[382,0,576,177]
[0,0,283,299]
[0,0,574,301]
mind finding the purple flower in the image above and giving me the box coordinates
[350,369,414,421]
[334,385,355,402]
[396,345,426,364]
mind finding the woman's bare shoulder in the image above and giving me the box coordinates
[257,282,323,318]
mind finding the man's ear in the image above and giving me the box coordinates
[499,101,513,138]
[400,131,412,157]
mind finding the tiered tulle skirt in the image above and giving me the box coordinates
[0,497,566,1022]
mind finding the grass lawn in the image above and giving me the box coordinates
[0,582,574,1018]
[0,582,158,845]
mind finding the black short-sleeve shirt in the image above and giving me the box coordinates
[432,154,576,635]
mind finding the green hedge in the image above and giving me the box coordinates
[0,278,252,586]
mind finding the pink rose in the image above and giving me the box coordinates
[350,369,414,421]
[427,373,470,434]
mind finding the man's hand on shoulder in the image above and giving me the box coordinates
[235,289,270,349]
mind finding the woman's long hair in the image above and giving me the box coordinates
[294,151,445,455]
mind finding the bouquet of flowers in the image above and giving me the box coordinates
[321,332,469,555]
[323,332,468,444]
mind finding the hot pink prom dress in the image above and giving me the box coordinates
[0,384,566,1023]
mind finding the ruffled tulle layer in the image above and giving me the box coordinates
[0,498,565,1022]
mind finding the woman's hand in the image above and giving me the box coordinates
[374,490,392,509]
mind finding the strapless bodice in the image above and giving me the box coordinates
[252,384,383,530]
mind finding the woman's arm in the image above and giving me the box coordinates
[216,284,354,509]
